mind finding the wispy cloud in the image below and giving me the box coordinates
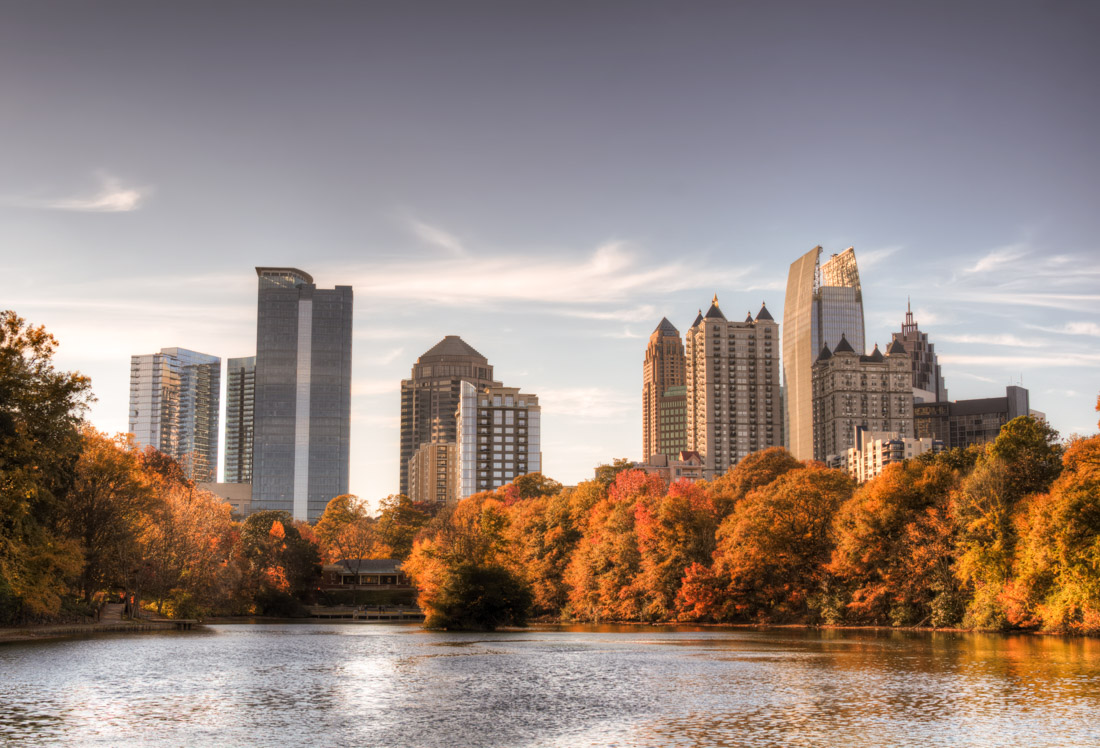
[406,217,466,256]
[858,246,900,271]
[938,333,1046,348]
[940,352,1100,368]
[964,244,1029,274]
[538,386,635,420]
[1026,321,1100,337]
[1,174,147,213]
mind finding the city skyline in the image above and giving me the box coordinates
[2,2,1098,508]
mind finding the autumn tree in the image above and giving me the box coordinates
[238,510,320,615]
[59,429,154,602]
[707,447,803,516]
[315,494,377,562]
[503,487,581,616]
[0,311,90,622]
[708,465,854,622]
[375,494,430,560]
[830,459,963,627]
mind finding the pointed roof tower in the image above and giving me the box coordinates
[704,293,727,320]
[745,312,754,323]
[654,317,679,336]
[863,343,884,363]
[887,338,908,356]
[832,333,856,355]
[815,344,833,362]
[755,302,774,321]
[691,309,704,327]
[418,335,489,363]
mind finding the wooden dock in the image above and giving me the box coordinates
[308,605,424,621]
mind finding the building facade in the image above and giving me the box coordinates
[128,347,220,482]
[456,383,541,499]
[224,355,256,485]
[635,450,706,484]
[845,426,944,483]
[782,246,867,460]
[892,301,948,402]
[914,386,1030,449]
[811,337,913,463]
[642,318,687,460]
[685,296,782,479]
[399,336,499,497]
[252,267,353,522]
[407,442,459,506]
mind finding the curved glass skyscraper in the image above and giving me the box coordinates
[782,246,865,460]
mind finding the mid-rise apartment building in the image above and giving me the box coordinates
[224,355,255,485]
[407,442,458,506]
[812,337,913,463]
[455,384,541,499]
[914,386,1030,449]
[846,426,944,483]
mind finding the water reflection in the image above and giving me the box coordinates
[1,624,1099,747]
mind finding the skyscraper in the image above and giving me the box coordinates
[782,246,866,460]
[224,355,256,484]
[685,296,782,478]
[642,318,686,460]
[399,336,498,497]
[252,267,353,522]
[456,383,541,500]
[128,347,220,482]
[892,300,948,402]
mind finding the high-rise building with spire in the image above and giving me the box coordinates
[685,295,782,477]
[642,318,686,460]
[252,267,353,522]
[892,300,948,402]
[128,347,220,482]
[782,246,866,460]
[399,336,499,498]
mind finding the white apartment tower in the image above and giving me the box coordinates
[456,383,542,499]
[685,296,782,478]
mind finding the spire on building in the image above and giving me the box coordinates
[833,333,856,354]
[704,294,726,320]
[654,317,679,336]
[691,309,704,327]
[755,302,774,321]
[887,338,908,356]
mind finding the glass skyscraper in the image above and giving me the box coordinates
[128,347,221,482]
[252,267,353,522]
[224,355,256,484]
[782,246,866,460]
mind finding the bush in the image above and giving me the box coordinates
[424,563,532,631]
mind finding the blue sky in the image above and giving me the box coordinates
[2,1,1097,508]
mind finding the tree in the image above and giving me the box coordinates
[709,465,854,622]
[60,429,154,602]
[314,494,369,561]
[988,416,1063,502]
[707,447,803,516]
[422,563,532,631]
[0,311,90,622]
[593,458,635,488]
[830,460,962,627]
[238,510,320,616]
[375,494,430,560]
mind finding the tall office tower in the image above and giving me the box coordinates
[252,268,353,522]
[224,355,256,484]
[399,336,499,497]
[407,442,458,506]
[685,296,782,478]
[642,318,687,460]
[892,300,948,402]
[811,337,913,463]
[456,383,541,500]
[129,347,221,482]
[783,245,866,460]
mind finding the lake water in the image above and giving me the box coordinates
[2,623,1099,746]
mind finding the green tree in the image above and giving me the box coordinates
[0,311,90,622]
[423,563,532,630]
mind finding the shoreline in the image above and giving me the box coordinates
[0,619,185,645]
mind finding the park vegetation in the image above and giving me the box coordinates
[3,310,1100,634]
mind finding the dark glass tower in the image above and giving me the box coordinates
[252,268,353,521]
[224,355,255,484]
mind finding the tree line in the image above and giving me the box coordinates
[4,310,1099,634]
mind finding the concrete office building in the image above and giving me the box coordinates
[914,386,1030,449]
[456,384,541,499]
[685,296,782,478]
[252,267,353,522]
[783,246,866,460]
[846,426,943,483]
[399,336,499,498]
[892,301,948,402]
[128,347,220,482]
[224,355,255,485]
[812,337,913,463]
[407,442,459,506]
[643,318,687,460]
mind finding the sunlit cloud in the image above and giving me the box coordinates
[964,244,1029,274]
[1,175,147,213]
[858,246,900,271]
[537,386,635,420]
[405,216,466,256]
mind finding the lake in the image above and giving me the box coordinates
[2,623,1099,746]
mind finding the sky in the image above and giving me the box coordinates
[2,1,1098,510]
